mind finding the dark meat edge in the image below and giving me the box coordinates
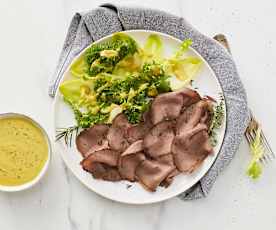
[80,149,121,181]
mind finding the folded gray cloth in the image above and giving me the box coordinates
[49,4,249,200]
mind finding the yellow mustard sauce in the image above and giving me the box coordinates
[0,117,48,186]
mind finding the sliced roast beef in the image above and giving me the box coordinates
[157,154,179,187]
[142,109,154,128]
[135,160,175,191]
[149,88,201,125]
[81,149,119,168]
[119,152,146,181]
[181,87,201,108]
[107,113,131,152]
[149,91,183,125]
[127,122,150,143]
[84,162,106,179]
[84,141,109,158]
[160,169,180,188]
[107,127,129,152]
[200,99,213,129]
[121,140,144,156]
[157,154,175,167]
[143,121,175,158]
[76,87,216,191]
[102,167,121,181]
[142,109,151,123]
[118,140,145,181]
[81,149,121,181]
[176,100,212,135]
[172,130,213,173]
[112,113,132,130]
[76,124,110,157]
[85,163,121,181]
[124,110,153,145]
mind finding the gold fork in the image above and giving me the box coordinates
[245,110,275,163]
[213,34,274,164]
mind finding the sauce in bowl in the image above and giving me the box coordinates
[0,116,49,186]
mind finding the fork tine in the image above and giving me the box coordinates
[248,130,268,164]
[263,152,273,162]
[260,131,275,159]
[244,111,274,165]
[259,157,267,165]
[249,111,274,163]
[259,136,274,162]
[244,132,251,145]
[261,153,270,164]
[250,128,266,154]
[251,122,274,162]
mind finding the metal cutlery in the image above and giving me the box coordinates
[213,34,274,164]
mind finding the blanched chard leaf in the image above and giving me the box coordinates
[174,39,193,58]
[70,53,88,78]
[166,40,202,91]
[113,53,142,76]
[143,34,164,61]
[59,79,94,104]
[168,57,202,91]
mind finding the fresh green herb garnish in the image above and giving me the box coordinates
[55,126,79,147]
[208,96,225,146]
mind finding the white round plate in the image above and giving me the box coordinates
[54,30,226,204]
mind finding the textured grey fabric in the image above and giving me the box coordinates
[49,4,249,200]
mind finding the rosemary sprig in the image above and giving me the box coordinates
[208,95,225,146]
[55,126,80,147]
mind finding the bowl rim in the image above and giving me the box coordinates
[0,112,51,192]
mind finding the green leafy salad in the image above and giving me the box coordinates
[59,33,202,129]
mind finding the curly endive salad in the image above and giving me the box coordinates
[59,33,202,129]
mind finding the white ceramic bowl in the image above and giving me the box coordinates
[0,113,51,192]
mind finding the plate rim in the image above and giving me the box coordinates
[53,29,227,204]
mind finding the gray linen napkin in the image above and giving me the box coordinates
[49,4,249,200]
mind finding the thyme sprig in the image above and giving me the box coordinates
[208,95,225,146]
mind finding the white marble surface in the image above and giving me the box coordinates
[1,0,276,229]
